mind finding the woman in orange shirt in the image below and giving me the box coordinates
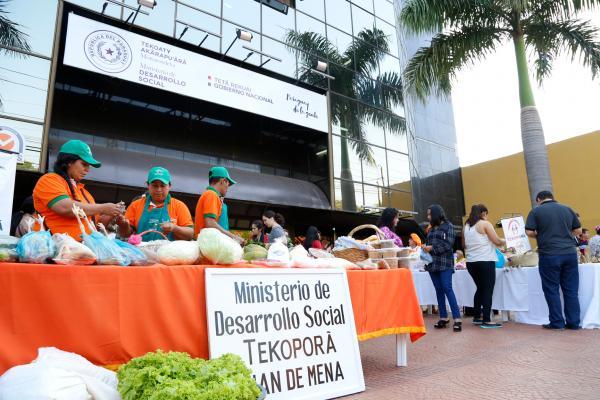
[32,140,122,241]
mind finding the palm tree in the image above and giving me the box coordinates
[400,0,600,206]
[285,28,406,211]
[1,0,30,107]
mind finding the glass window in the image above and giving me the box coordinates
[385,118,409,153]
[376,18,399,57]
[352,0,374,13]
[326,26,353,61]
[387,150,411,187]
[374,0,395,25]
[334,179,363,211]
[385,189,413,212]
[352,40,380,80]
[297,0,325,21]
[0,118,43,171]
[180,0,222,16]
[222,0,260,32]
[325,0,352,34]
[221,21,259,61]
[379,53,400,76]
[0,56,50,122]
[175,10,221,53]
[131,0,174,36]
[360,105,386,146]
[361,145,387,186]
[363,184,385,208]
[330,94,359,136]
[261,37,297,78]
[351,3,375,35]
[296,12,326,37]
[262,2,295,41]
[332,135,363,183]
[3,0,57,56]
[330,64,358,93]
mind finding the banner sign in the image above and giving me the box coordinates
[205,268,365,400]
[0,152,18,235]
[0,126,25,163]
[501,216,531,254]
[63,13,328,133]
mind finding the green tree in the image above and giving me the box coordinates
[285,28,406,211]
[400,0,600,206]
[1,0,30,107]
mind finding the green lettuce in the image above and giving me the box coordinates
[118,351,261,400]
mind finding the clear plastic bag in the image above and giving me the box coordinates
[15,218,55,264]
[83,231,130,266]
[52,233,96,265]
[114,240,149,266]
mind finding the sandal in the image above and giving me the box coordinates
[434,319,450,329]
[453,321,462,332]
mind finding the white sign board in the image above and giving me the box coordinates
[501,216,531,254]
[206,268,365,400]
[0,126,25,163]
[0,152,18,235]
[63,13,328,133]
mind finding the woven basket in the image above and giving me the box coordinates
[510,250,539,267]
[333,224,386,263]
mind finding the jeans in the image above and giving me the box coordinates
[538,253,580,328]
[428,269,461,319]
[467,261,496,322]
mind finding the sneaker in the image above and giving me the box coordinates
[480,322,502,329]
[542,324,565,331]
[472,318,483,325]
[566,324,581,330]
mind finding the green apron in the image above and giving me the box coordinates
[218,202,229,231]
[137,193,174,241]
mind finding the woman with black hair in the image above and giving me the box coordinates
[249,220,268,244]
[422,204,462,332]
[32,140,122,241]
[303,226,322,250]
[262,210,286,244]
[376,207,404,247]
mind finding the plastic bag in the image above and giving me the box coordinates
[197,228,242,265]
[420,250,433,264]
[114,240,149,266]
[0,347,119,400]
[53,233,97,265]
[242,244,268,261]
[157,240,200,265]
[83,232,130,266]
[0,248,18,263]
[267,241,290,263]
[289,245,309,260]
[16,217,55,264]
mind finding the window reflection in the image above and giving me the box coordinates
[362,146,387,186]
[296,12,326,37]
[374,0,395,25]
[351,4,375,35]
[332,134,363,182]
[387,151,411,187]
[221,21,259,61]
[297,0,325,21]
[376,18,399,57]
[261,37,297,78]
[262,3,295,41]
[335,179,363,211]
[352,0,374,13]
[386,117,409,153]
[325,0,351,33]
[180,0,222,16]
[363,184,386,208]
[360,105,385,146]
[222,0,260,31]
[385,190,413,212]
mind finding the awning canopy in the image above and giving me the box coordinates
[49,139,331,210]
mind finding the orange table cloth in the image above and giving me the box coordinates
[0,264,425,374]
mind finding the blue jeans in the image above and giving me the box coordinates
[429,269,461,319]
[538,253,580,328]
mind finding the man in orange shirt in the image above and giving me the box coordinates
[33,140,122,240]
[118,167,193,241]
[194,166,244,244]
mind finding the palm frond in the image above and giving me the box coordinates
[362,104,407,138]
[525,19,600,82]
[284,30,342,70]
[0,0,30,55]
[401,0,511,34]
[345,28,389,78]
[403,25,508,99]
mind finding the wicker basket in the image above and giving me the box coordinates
[333,224,386,263]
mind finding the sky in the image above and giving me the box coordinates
[451,12,600,167]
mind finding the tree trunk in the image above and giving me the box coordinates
[340,128,357,211]
[513,35,553,206]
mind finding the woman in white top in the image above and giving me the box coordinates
[463,204,506,328]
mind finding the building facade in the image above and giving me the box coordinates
[1,0,463,233]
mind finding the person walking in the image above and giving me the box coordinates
[422,204,462,332]
[525,191,582,330]
[463,204,506,328]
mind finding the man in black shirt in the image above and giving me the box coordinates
[525,191,582,330]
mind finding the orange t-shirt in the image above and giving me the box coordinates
[125,195,193,231]
[194,187,222,237]
[32,173,96,241]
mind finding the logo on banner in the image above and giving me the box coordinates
[84,30,132,73]
[0,126,25,163]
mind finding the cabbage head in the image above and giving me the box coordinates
[197,228,243,264]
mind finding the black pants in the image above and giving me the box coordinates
[466,261,496,322]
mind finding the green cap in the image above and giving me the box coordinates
[147,166,171,184]
[209,166,236,185]
[59,140,101,168]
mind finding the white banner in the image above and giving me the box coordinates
[0,152,18,235]
[501,216,532,254]
[205,268,365,400]
[63,14,328,132]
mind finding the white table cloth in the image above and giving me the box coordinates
[411,263,600,329]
